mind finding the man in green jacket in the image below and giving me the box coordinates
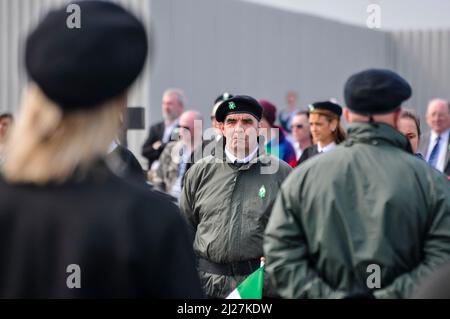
[264,69,450,299]
[181,95,292,298]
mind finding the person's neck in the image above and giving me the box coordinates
[433,127,450,136]
[165,118,177,127]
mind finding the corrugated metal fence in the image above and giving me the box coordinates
[1,0,449,163]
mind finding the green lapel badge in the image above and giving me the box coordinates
[228,102,236,110]
[258,185,266,199]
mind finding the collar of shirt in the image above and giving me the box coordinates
[318,142,336,153]
[108,141,119,154]
[430,128,450,142]
[162,119,179,143]
[225,145,259,164]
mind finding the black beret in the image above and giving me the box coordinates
[215,95,262,122]
[344,69,412,115]
[308,101,342,117]
[25,0,148,111]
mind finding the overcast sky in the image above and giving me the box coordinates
[242,0,450,30]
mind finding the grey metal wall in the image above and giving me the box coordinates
[1,0,449,164]
[389,30,450,131]
[149,0,390,124]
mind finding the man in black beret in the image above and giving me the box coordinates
[265,68,450,299]
[180,95,292,298]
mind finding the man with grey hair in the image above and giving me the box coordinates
[419,98,450,175]
[142,88,185,170]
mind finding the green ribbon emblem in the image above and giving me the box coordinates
[258,185,266,199]
[228,102,236,110]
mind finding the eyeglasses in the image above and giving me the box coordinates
[291,124,304,129]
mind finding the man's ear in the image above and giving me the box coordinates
[393,108,402,129]
[219,121,225,135]
[343,108,350,123]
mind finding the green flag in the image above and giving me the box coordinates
[226,263,264,299]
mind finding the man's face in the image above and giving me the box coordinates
[220,113,259,156]
[0,117,13,140]
[178,113,201,147]
[291,114,310,143]
[426,100,450,134]
[162,93,183,122]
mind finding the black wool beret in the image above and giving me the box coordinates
[25,0,148,111]
[309,101,342,117]
[344,69,412,115]
[215,95,262,123]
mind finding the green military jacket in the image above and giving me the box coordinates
[181,143,292,298]
[264,122,450,299]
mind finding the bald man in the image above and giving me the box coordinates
[419,99,450,175]
[153,110,204,199]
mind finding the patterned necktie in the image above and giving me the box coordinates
[428,135,441,168]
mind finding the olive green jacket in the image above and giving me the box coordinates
[264,122,450,299]
[181,144,292,298]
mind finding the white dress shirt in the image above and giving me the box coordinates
[318,142,337,153]
[225,146,259,164]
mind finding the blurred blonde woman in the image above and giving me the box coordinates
[0,0,201,298]
[297,101,346,165]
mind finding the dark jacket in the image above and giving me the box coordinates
[141,121,165,169]
[107,145,146,182]
[297,145,319,166]
[265,122,450,299]
[0,161,203,298]
[181,142,292,298]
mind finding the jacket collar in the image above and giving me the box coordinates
[213,136,273,170]
[345,121,413,154]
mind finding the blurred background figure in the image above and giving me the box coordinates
[420,99,450,175]
[153,110,204,200]
[290,111,313,161]
[297,101,346,165]
[0,113,14,163]
[141,88,185,171]
[398,109,423,159]
[278,91,298,133]
[259,99,297,167]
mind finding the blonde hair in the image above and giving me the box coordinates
[2,84,123,184]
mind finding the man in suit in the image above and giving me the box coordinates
[419,99,450,176]
[141,89,185,170]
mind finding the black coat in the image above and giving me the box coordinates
[107,145,146,182]
[141,121,166,169]
[0,161,203,298]
[297,145,319,166]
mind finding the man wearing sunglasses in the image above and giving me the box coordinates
[291,111,313,160]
